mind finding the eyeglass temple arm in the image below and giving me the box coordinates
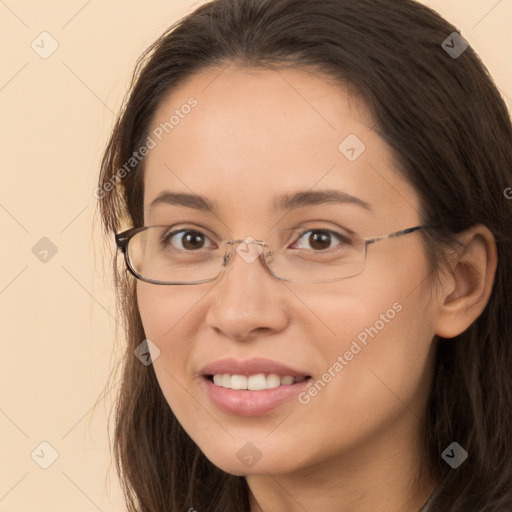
[365,225,428,246]
[115,231,131,252]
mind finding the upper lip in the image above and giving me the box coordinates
[200,357,310,378]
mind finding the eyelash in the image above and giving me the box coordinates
[161,226,351,252]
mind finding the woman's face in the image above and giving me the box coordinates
[137,64,439,478]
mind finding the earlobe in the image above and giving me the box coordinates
[434,224,497,339]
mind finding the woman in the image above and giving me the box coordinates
[97,0,512,510]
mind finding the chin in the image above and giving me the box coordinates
[195,437,305,477]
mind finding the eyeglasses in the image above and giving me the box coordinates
[115,224,431,285]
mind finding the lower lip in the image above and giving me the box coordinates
[201,376,311,416]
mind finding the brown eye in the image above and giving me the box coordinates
[292,229,350,251]
[163,229,213,251]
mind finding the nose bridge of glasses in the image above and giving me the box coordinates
[224,236,270,266]
[226,237,267,247]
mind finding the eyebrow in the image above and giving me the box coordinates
[272,190,372,213]
[149,189,373,213]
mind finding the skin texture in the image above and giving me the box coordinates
[136,64,497,512]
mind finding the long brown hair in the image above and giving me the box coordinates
[97,0,512,510]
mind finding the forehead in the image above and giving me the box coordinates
[142,64,420,228]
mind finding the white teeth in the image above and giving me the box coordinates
[221,374,231,388]
[231,375,247,390]
[266,374,281,389]
[248,374,267,390]
[211,372,305,390]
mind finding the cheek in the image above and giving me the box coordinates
[294,246,435,427]
[137,282,174,334]
[136,282,198,386]
[136,281,202,343]
[296,277,436,447]
[136,282,209,431]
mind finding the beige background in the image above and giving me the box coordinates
[0,1,510,510]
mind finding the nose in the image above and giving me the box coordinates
[204,239,289,340]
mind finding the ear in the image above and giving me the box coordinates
[434,224,497,339]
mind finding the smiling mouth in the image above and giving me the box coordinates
[205,373,312,391]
